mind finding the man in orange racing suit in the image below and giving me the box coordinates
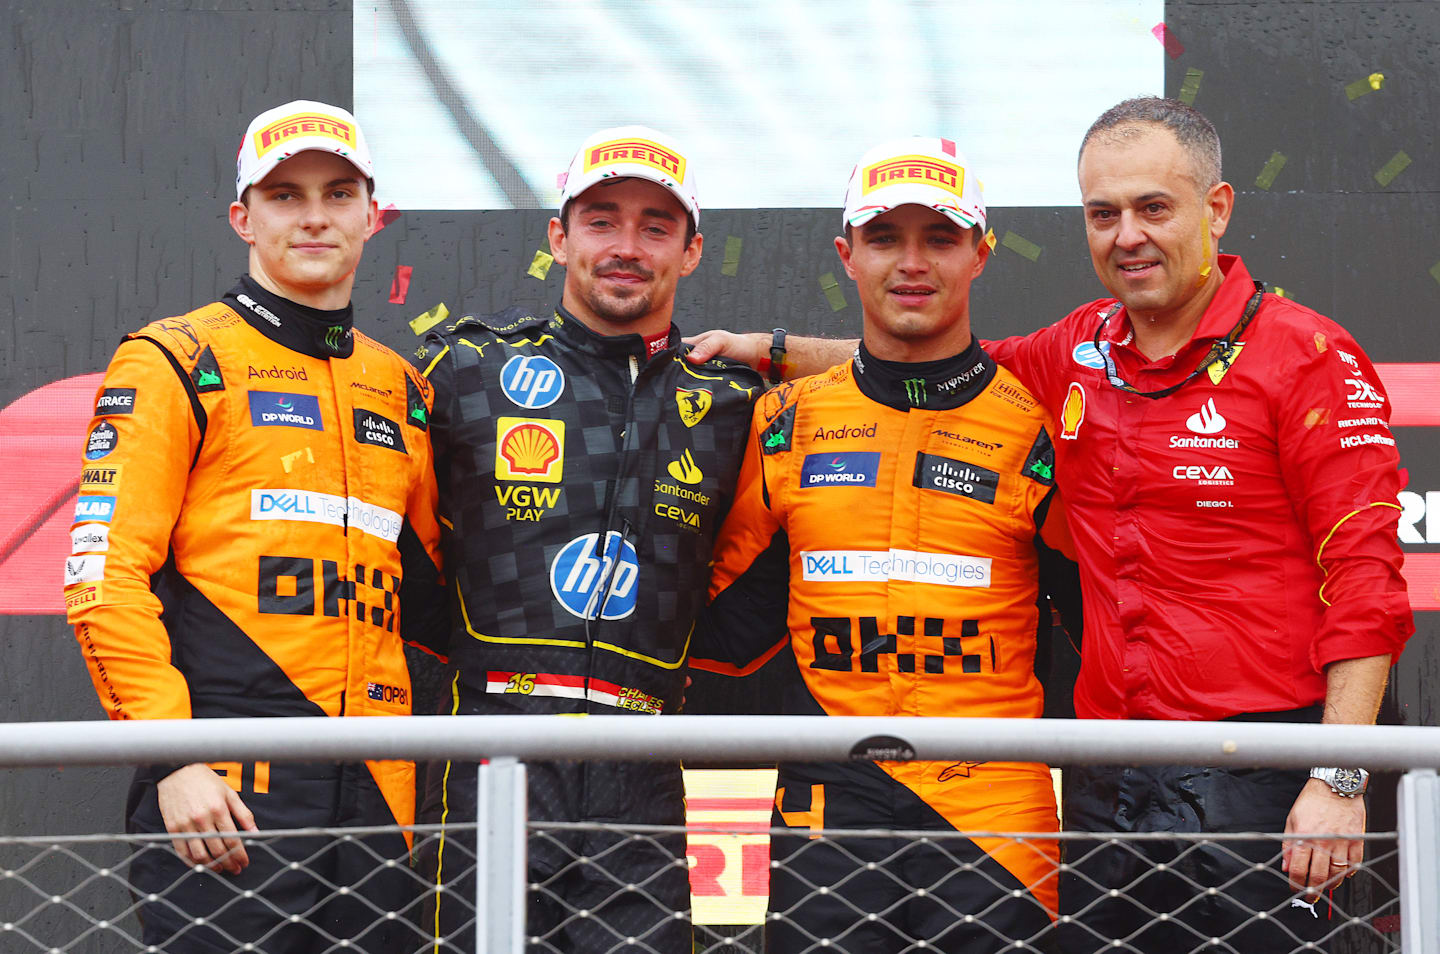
[691,138,1080,953]
[63,100,444,954]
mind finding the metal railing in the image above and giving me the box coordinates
[0,715,1435,953]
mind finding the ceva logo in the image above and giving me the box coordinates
[550,531,640,620]
[500,355,565,409]
[1186,398,1226,435]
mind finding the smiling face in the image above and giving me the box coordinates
[1078,123,1233,330]
[835,204,990,362]
[228,150,377,310]
[547,177,702,338]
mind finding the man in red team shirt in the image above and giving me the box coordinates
[689,98,1413,950]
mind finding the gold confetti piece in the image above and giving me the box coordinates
[527,249,555,280]
[1314,332,1327,353]
[1304,408,1330,429]
[1178,68,1203,105]
[1346,71,1386,101]
[280,447,315,473]
[1254,151,1287,191]
[1429,261,1440,286]
[818,272,847,312]
[1000,231,1042,262]
[1273,287,1288,298]
[984,229,997,251]
[1375,151,1411,187]
[409,302,450,336]
[721,236,742,277]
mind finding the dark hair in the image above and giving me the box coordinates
[1079,97,1222,191]
[559,197,698,248]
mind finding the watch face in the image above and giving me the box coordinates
[1333,768,1364,793]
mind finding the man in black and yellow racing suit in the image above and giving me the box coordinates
[414,125,762,953]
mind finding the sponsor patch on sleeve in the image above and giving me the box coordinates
[70,525,110,553]
[85,422,119,459]
[191,346,226,393]
[73,495,117,524]
[64,554,106,586]
[94,388,136,416]
[64,583,104,610]
[760,403,795,455]
[79,465,122,494]
[1022,428,1056,486]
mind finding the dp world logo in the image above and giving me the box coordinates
[500,355,565,409]
[550,531,640,620]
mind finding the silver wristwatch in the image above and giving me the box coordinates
[1310,766,1369,798]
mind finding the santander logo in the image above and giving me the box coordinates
[1186,398,1226,435]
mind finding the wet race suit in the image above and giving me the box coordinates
[65,275,445,953]
[415,305,761,953]
[692,340,1080,953]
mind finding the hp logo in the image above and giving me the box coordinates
[500,355,565,409]
[550,532,640,620]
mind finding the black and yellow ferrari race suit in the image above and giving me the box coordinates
[692,339,1078,953]
[415,305,761,952]
[65,276,445,953]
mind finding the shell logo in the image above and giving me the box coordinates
[496,417,565,483]
[1060,383,1086,440]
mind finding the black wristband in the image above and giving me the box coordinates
[768,327,788,384]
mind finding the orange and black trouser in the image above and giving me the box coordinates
[125,761,414,954]
[766,760,1055,954]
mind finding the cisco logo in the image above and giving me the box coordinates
[550,531,639,620]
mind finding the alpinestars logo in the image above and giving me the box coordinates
[1186,398,1226,434]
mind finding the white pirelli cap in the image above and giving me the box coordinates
[842,136,986,231]
[235,100,374,200]
[559,125,700,228]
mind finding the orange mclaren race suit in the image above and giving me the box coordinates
[64,275,445,954]
[692,339,1079,953]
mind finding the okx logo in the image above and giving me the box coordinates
[550,531,640,620]
[500,354,565,409]
[248,391,324,430]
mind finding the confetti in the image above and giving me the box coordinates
[1374,151,1411,187]
[528,249,555,280]
[371,204,402,236]
[1000,231,1042,262]
[1429,261,1440,286]
[1151,23,1184,59]
[388,265,413,305]
[721,236,743,277]
[1254,152,1287,191]
[1178,68,1203,105]
[409,303,450,336]
[818,272,847,312]
[984,229,997,252]
[280,447,315,473]
[1273,287,1289,299]
[1345,72,1385,101]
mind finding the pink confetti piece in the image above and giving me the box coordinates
[389,265,413,305]
[1151,23,1184,58]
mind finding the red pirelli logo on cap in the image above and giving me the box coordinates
[584,138,686,181]
[862,155,964,198]
[254,113,356,157]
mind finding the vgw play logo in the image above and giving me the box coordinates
[550,531,640,620]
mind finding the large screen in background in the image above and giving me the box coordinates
[354,0,1164,211]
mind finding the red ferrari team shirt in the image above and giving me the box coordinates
[989,255,1413,720]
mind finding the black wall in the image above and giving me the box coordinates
[2,1,1436,947]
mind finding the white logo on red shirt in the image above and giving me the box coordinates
[1185,398,1226,435]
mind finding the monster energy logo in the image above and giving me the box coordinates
[902,378,927,406]
[325,325,345,350]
